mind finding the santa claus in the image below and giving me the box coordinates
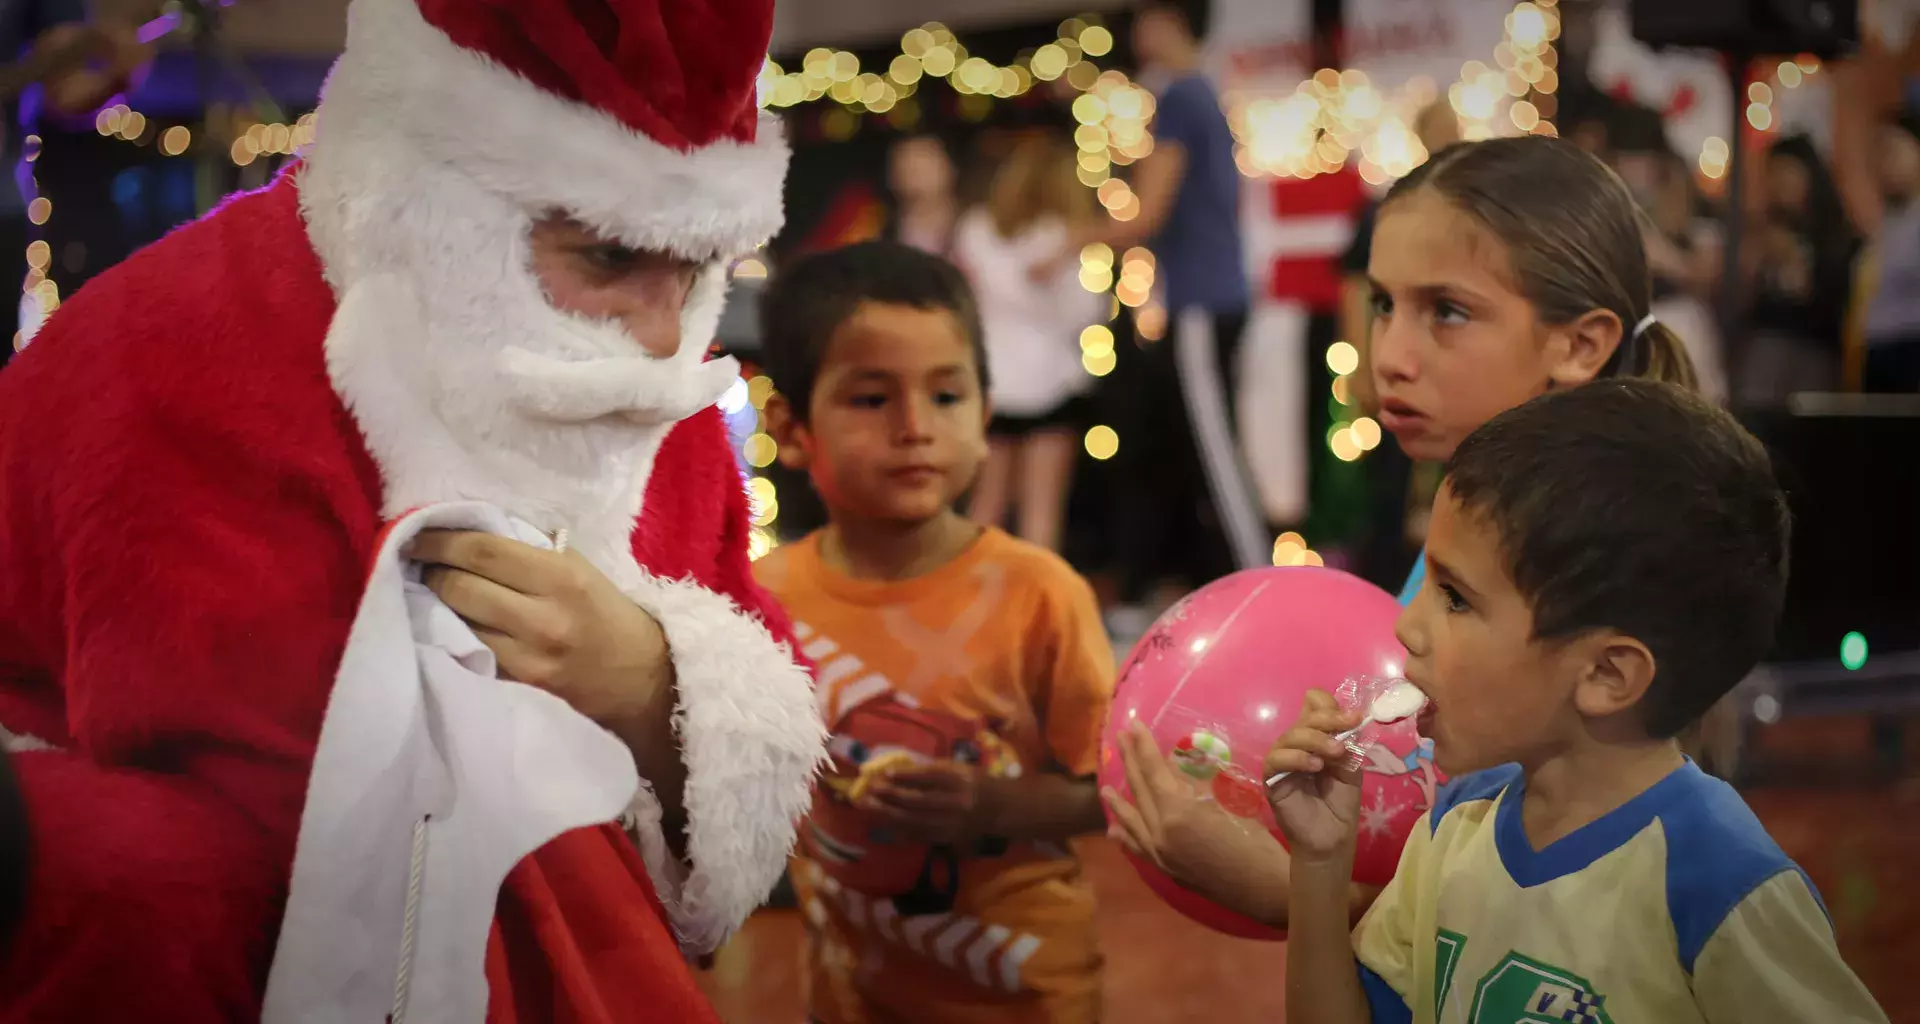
[0,0,823,1021]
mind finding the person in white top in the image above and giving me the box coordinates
[953,137,1104,551]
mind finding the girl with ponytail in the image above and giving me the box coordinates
[1105,134,1717,931]
[1362,133,1700,600]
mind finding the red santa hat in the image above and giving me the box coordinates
[312,0,788,263]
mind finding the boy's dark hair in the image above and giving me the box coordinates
[757,241,988,422]
[1445,379,1790,738]
[1141,0,1211,41]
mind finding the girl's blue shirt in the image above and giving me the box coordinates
[1397,555,1425,607]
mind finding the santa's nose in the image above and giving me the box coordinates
[615,264,694,358]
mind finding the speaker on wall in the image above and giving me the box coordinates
[1628,0,1859,58]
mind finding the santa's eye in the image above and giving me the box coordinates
[582,243,642,274]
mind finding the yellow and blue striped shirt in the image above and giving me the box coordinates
[1353,761,1886,1023]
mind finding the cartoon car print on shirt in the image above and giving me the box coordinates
[808,692,1022,916]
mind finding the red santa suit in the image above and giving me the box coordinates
[0,0,821,1021]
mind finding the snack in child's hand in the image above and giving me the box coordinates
[1367,680,1426,724]
[848,750,920,803]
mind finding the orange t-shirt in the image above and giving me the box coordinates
[755,528,1115,1024]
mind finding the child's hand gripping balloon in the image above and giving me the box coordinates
[1102,720,1290,928]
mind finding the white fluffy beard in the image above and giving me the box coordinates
[301,161,740,585]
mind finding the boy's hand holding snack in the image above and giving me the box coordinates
[859,760,986,844]
[860,757,1106,849]
[1263,690,1367,861]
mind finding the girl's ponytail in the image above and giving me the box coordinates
[1625,319,1700,392]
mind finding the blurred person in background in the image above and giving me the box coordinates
[957,136,1104,552]
[1,0,149,365]
[1740,135,1859,403]
[1636,148,1729,403]
[1859,113,1920,391]
[889,133,961,258]
[1096,0,1262,637]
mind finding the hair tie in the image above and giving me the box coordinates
[1631,313,1657,340]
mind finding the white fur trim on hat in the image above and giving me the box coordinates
[618,572,826,955]
[321,0,787,263]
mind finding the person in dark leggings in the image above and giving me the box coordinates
[1114,310,1253,610]
[1100,0,1263,624]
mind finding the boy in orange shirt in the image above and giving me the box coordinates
[754,242,1115,1023]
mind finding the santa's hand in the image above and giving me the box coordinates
[409,530,674,730]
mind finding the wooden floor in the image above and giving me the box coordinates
[699,715,1920,1023]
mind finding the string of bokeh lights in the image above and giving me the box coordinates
[14,134,52,353]
[756,18,1149,214]
[16,106,316,351]
[1700,56,1822,184]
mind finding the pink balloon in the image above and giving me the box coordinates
[1100,567,1443,940]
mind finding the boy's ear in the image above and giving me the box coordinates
[764,392,811,471]
[1545,308,1625,389]
[1570,630,1657,722]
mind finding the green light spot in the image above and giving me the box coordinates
[1840,631,1869,671]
